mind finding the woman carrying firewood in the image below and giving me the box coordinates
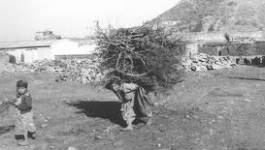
[105,76,153,131]
[96,24,183,130]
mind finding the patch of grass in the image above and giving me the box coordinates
[57,124,90,136]
[208,88,244,97]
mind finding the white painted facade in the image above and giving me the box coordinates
[50,39,97,58]
[185,42,199,56]
[0,39,97,63]
[6,47,53,63]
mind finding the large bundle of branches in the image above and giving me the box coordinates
[96,23,184,91]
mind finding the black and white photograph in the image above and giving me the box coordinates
[1,0,265,149]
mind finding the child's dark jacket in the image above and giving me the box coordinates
[16,93,32,114]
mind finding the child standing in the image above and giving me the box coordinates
[5,80,36,146]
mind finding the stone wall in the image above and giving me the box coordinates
[199,41,265,56]
[179,31,265,56]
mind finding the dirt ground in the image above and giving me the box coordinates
[1,66,265,150]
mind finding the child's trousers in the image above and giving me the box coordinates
[15,111,36,135]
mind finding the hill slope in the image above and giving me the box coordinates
[150,0,265,32]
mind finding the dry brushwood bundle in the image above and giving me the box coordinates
[96,23,184,91]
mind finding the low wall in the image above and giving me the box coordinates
[236,56,265,66]
[199,41,265,56]
[55,54,97,60]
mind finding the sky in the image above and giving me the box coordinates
[0,0,179,42]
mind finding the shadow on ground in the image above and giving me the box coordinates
[67,100,127,127]
[228,76,265,81]
[0,125,14,135]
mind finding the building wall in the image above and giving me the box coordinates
[185,43,199,56]
[26,47,53,63]
[0,52,10,63]
[179,31,265,56]
[50,39,96,58]
[199,42,265,56]
[181,31,264,43]
[6,49,27,63]
[6,47,53,63]
[2,39,96,63]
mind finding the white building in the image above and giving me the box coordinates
[0,39,97,63]
[51,39,97,59]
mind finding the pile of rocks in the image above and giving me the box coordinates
[5,58,104,84]
[0,62,30,73]
[181,53,237,72]
[55,58,104,84]
[23,59,65,72]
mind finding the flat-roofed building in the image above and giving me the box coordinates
[0,39,97,63]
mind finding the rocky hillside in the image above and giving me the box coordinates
[149,0,265,32]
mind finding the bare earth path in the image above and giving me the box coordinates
[1,66,265,150]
